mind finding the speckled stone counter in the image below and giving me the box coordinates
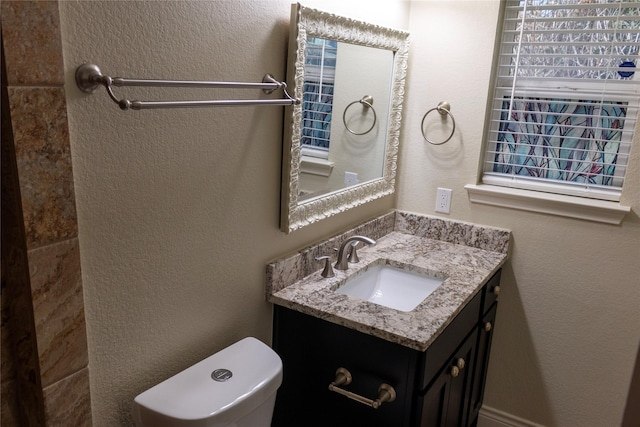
[266,211,511,352]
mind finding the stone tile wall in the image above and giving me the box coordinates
[1,1,92,425]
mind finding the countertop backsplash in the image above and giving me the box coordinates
[266,210,510,298]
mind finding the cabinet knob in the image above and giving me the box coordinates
[493,285,501,296]
[450,357,466,377]
[484,321,492,332]
[450,366,460,378]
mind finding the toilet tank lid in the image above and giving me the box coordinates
[133,337,283,422]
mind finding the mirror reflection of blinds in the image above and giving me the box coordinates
[302,38,337,150]
[304,38,337,82]
[484,0,640,201]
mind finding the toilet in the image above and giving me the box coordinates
[132,337,283,427]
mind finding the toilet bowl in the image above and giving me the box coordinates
[132,337,283,427]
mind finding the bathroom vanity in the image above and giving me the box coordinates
[266,211,510,427]
[273,270,499,426]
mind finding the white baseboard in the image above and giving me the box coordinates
[477,406,547,427]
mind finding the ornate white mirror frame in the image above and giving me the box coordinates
[280,3,410,233]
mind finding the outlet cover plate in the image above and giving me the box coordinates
[435,188,452,214]
[344,171,359,187]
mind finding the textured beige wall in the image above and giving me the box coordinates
[399,2,640,426]
[59,1,408,425]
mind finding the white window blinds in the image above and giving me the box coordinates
[483,0,640,201]
[301,37,338,151]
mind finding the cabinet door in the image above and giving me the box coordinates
[420,328,478,427]
[469,303,498,425]
[420,363,451,427]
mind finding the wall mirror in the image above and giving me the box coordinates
[280,3,410,233]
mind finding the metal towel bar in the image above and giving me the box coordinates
[75,63,300,111]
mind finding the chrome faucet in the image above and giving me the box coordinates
[334,235,376,270]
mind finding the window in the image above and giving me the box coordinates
[481,0,640,203]
[301,37,338,157]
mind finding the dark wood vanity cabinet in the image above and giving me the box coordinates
[272,269,501,427]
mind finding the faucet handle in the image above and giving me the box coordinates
[347,242,361,263]
[315,256,335,278]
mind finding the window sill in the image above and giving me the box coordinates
[300,156,334,177]
[464,184,631,225]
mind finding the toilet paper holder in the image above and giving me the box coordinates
[328,367,396,409]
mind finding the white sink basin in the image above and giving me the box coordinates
[335,264,444,312]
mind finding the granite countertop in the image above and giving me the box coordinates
[267,211,510,352]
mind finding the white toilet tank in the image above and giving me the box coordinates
[132,337,283,427]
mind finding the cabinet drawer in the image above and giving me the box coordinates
[273,306,419,427]
[481,269,502,316]
[420,290,481,390]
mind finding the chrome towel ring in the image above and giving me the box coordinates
[343,95,377,135]
[421,101,456,145]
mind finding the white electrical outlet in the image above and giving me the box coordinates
[344,171,359,187]
[435,188,452,214]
